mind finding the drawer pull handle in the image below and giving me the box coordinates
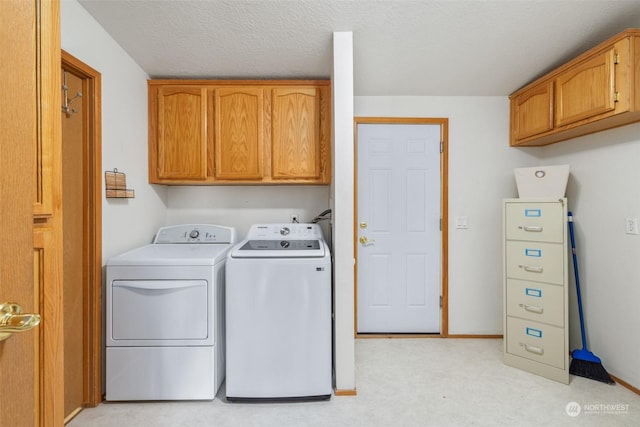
[521,225,543,232]
[521,265,543,273]
[524,344,544,355]
[524,304,543,314]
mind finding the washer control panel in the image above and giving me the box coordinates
[247,223,324,240]
[153,224,236,244]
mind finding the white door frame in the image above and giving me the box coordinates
[354,117,449,337]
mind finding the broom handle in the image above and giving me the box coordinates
[568,212,588,350]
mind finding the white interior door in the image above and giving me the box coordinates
[357,123,441,333]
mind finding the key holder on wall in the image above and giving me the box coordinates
[105,169,135,198]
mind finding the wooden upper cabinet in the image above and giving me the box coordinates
[271,87,322,180]
[555,44,620,127]
[510,29,640,146]
[212,87,263,180]
[151,86,207,181]
[511,80,554,143]
[148,80,331,185]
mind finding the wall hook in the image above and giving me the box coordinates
[62,70,82,116]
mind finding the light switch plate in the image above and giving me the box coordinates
[455,216,468,229]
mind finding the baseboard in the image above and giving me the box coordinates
[610,374,640,396]
[334,388,357,396]
[356,333,441,339]
[355,333,503,339]
[446,334,503,339]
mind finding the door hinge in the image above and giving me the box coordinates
[614,52,620,64]
[440,141,444,153]
[439,218,442,231]
[614,91,620,102]
[440,295,443,308]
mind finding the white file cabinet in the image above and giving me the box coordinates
[503,198,569,384]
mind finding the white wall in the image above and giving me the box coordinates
[354,96,536,334]
[332,32,356,392]
[61,0,167,261]
[533,123,640,389]
[166,186,330,240]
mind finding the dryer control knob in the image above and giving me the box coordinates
[280,227,290,236]
[189,229,200,239]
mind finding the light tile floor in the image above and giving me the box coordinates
[68,339,640,426]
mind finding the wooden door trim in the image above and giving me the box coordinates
[61,50,103,408]
[353,117,449,337]
[39,1,65,425]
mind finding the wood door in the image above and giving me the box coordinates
[555,44,623,127]
[1,0,64,425]
[271,87,322,180]
[511,80,554,145]
[212,87,263,180]
[153,86,207,180]
[356,122,442,333]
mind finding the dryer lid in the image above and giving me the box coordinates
[107,243,232,266]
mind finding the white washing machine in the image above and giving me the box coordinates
[105,224,236,401]
[225,223,332,401]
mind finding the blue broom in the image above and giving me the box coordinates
[567,212,614,384]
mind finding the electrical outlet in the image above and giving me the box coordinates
[625,217,639,235]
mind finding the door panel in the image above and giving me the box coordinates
[1,1,64,425]
[357,123,441,333]
[0,1,38,422]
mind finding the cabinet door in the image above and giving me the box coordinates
[155,86,207,180]
[555,45,619,127]
[271,87,322,180]
[212,87,263,180]
[511,80,553,144]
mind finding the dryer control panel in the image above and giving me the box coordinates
[153,224,236,244]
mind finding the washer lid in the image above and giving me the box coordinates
[230,239,327,258]
[107,243,232,266]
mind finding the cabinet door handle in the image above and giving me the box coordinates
[524,344,544,355]
[521,225,543,232]
[523,304,544,314]
[521,265,543,273]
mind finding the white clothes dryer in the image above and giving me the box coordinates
[105,224,235,401]
[225,223,332,401]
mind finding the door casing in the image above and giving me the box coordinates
[61,50,103,416]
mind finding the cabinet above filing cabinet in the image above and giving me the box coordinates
[148,80,331,185]
[510,29,640,146]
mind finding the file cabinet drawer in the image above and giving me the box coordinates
[505,241,564,285]
[505,317,565,369]
[505,202,564,243]
[506,279,564,327]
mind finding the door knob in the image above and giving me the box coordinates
[359,236,375,245]
[0,303,41,341]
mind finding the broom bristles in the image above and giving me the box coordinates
[570,358,615,384]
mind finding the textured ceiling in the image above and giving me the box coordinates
[78,0,640,96]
